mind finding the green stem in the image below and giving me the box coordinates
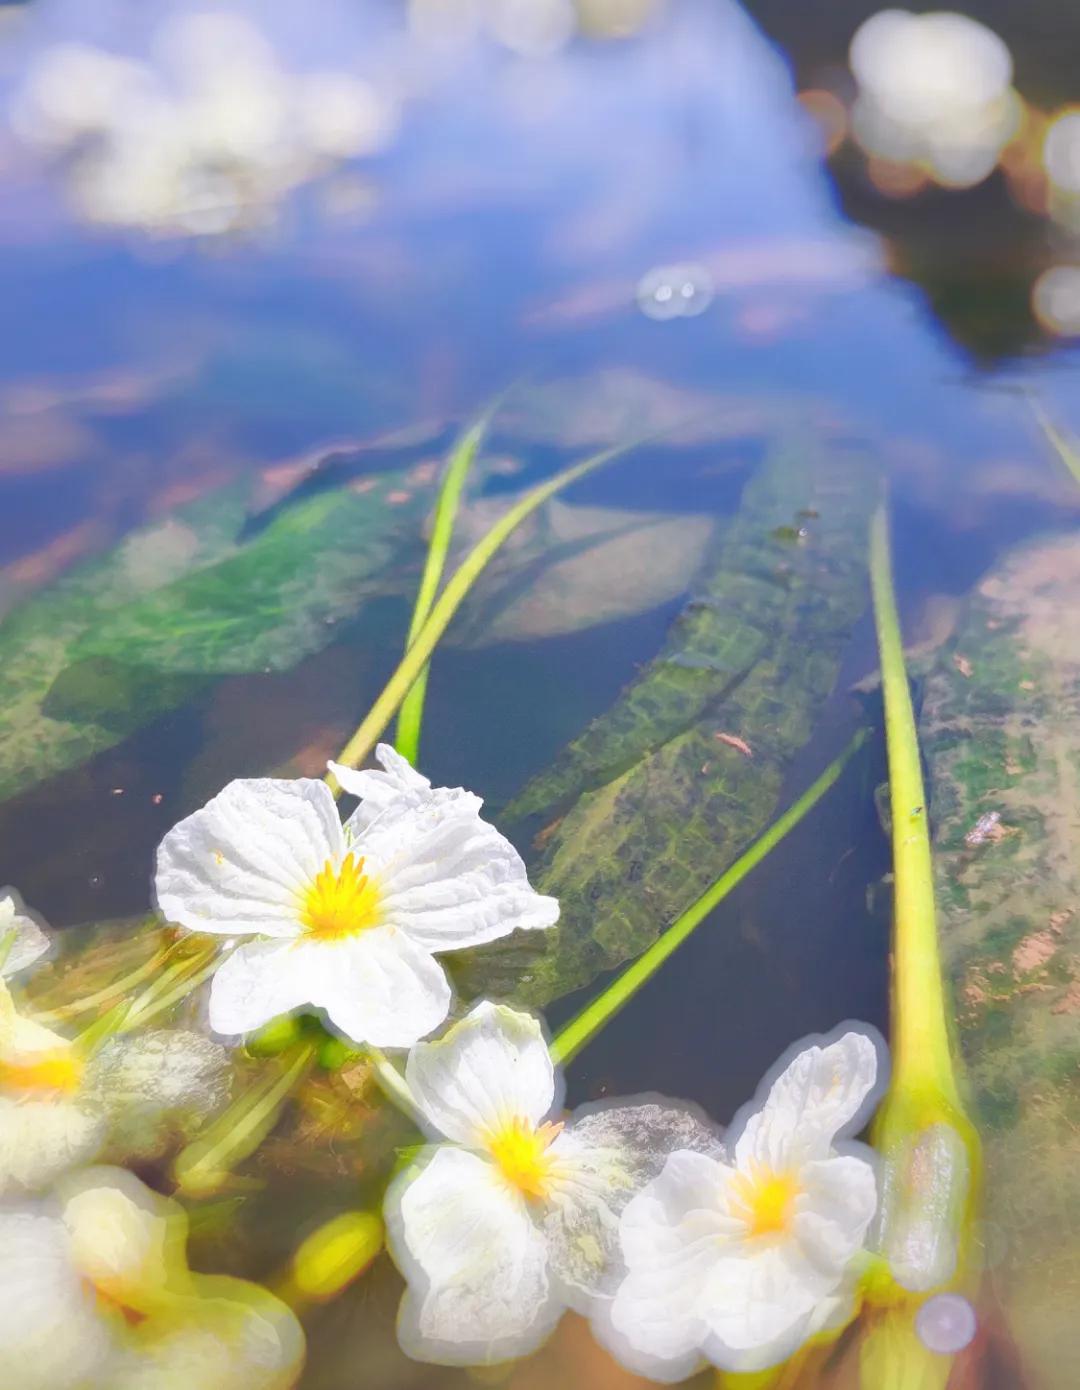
[119,941,224,1034]
[551,729,869,1067]
[173,1042,317,1196]
[1029,395,1080,488]
[327,437,642,789]
[868,504,960,1106]
[394,407,494,765]
[365,1045,424,1127]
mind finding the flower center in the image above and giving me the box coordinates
[0,1047,83,1097]
[486,1117,564,1200]
[731,1165,801,1239]
[300,853,381,941]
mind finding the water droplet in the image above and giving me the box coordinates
[915,1293,977,1354]
[636,263,714,321]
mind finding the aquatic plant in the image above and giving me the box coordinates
[0,410,918,1389]
[0,1165,303,1389]
[154,747,558,1046]
[394,407,494,765]
[384,1000,721,1365]
[604,1029,882,1379]
[859,504,981,1387]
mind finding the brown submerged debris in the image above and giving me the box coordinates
[953,652,974,678]
[1012,931,1059,975]
[964,811,1009,846]
[714,731,753,758]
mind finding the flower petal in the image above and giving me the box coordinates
[0,1204,115,1389]
[700,1243,824,1364]
[111,1275,305,1390]
[734,1029,882,1169]
[156,778,344,938]
[545,1101,724,1305]
[332,744,481,837]
[0,888,52,978]
[306,928,451,1049]
[356,798,559,952]
[406,1000,557,1145]
[0,1098,106,1195]
[794,1153,878,1278]
[207,939,323,1036]
[387,1144,559,1365]
[607,1150,737,1370]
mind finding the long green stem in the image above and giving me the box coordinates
[1029,395,1080,488]
[551,729,869,1066]
[327,437,641,789]
[173,1042,317,1196]
[863,504,980,1387]
[869,505,960,1105]
[394,408,493,765]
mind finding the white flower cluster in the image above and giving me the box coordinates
[11,12,396,237]
[0,891,302,1387]
[2,745,888,1383]
[152,744,886,1377]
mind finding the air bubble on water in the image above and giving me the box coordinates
[636,263,714,321]
[915,1293,977,1354]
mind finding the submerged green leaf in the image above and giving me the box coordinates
[457,436,879,1007]
[920,530,1080,1385]
[0,485,249,803]
[69,472,429,677]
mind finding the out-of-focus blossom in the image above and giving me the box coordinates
[0,979,230,1194]
[406,0,659,52]
[385,1000,721,1365]
[0,887,52,977]
[10,13,398,237]
[1032,265,1080,336]
[848,10,1019,190]
[636,263,714,321]
[603,1029,882,1379]
[0,1165,304,1390]
[154,745,559,1048]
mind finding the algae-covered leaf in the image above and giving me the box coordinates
[920,532,1080,1387]
[444,496,718,647]
[68,473,430,678]
[456,437,877,1007]
[0,486,250,803]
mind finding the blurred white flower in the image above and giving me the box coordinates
[0,1165,304,1390]
[0,887,52,977]
[155,745,559,1049]
[849,10,1018,189]
[384,999,721,1365]
[603,1028,882,1378]
[0,977,230,1195]
[10,12,398,237]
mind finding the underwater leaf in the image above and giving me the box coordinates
[457,436,878,1007]
[443,496,717,647]
[68,472,430,678]
[919,531,1080,1387]
[0,486,250,803]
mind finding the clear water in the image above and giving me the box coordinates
[1,1,1077,1385]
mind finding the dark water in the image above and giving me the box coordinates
[1,0,1078,1383]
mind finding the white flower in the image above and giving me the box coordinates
[0,887,52,978]
[0,1165,304,1390]
[0,980,230,1195]
[603,1028,884,1379]
[384,1000,721,1366]
[155,746,558,1049]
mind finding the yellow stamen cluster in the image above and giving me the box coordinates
[300,853,381,941]
[0,1047,83,1097]
[486,1117,564,1200]
[731,1164,801,1239]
